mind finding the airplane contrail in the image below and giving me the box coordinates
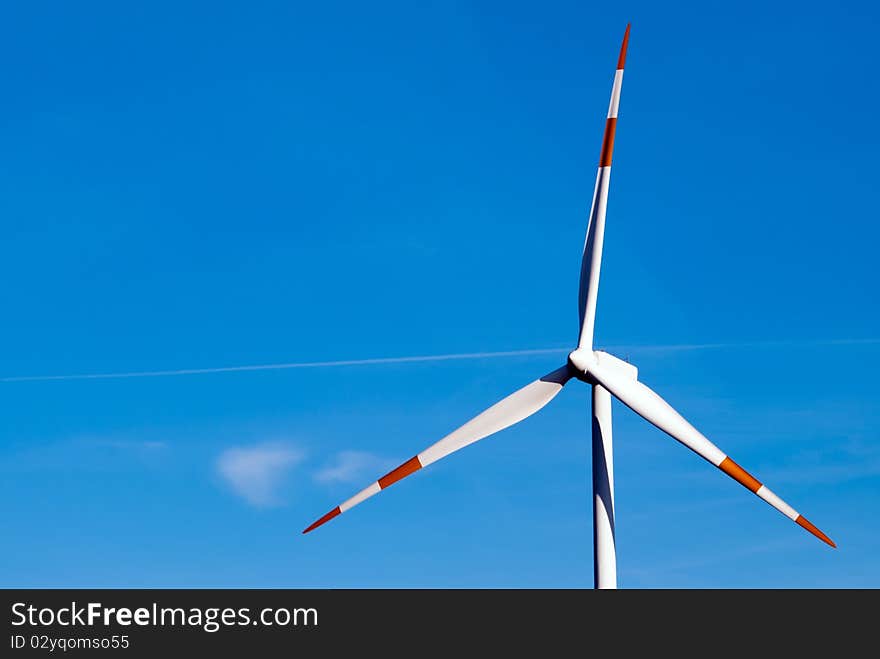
[0,348,568,383]
[1,339,876,384]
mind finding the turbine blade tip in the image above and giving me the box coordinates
[796,515,836,548]
[303,507,341,534]
[617,24,631,69]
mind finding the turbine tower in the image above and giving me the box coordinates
[303,25,836,588]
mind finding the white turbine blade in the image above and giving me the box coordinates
[578,24,630,350]
[303,366,572,533]
[589,360,836,548]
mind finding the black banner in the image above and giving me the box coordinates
[1,589,871,656]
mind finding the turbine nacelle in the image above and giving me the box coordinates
[568,348,638,384]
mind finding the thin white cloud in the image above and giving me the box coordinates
[622,537,802,586]
[89,439,168,451]
[216,442,305,507]
[0,435,170,472]
[314,451,395,485]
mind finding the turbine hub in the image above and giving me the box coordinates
[567,349,639,383]
[567,348,598,381]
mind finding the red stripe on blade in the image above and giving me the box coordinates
[599,118,617,167]
[617,24,631,70]
[378,456,422,489]
[796,515,836,548]
[718,457,762,493]
[302,507,341,534]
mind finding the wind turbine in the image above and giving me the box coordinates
[303,24,836,588]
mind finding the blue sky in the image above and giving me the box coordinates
[1,1,878,587]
